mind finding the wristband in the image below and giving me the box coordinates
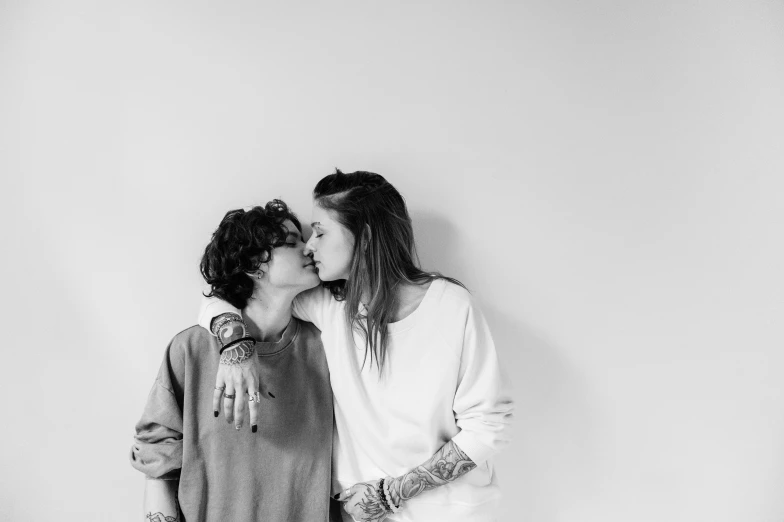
[377,479,392,514]
[219,336,256,355]
[383,476,401,513]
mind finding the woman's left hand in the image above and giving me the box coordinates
[335,479,389,522]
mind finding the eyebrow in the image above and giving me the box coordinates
[310,221,321,228]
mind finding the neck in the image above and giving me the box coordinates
[242,288,296,342]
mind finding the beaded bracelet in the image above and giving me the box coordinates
[377,478,392,514]
[383,476,401,513]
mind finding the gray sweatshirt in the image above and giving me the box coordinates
[130,318,333,522]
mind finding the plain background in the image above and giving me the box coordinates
[2,1,783,521]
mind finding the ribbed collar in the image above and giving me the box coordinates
[255,318,299,356]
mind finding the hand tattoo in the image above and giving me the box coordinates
[146,512,177,522]
[391,440,477,503]
[356,482,388,519]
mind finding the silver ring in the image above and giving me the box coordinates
[215,386,226,391]
[248,392,260,403]
[223,393,236,399]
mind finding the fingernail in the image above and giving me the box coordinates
[332,493,340,500]
[214,411,219,417]
[268,392,275,398]
[251,425,257,433]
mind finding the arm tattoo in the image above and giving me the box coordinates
[390,440,477,504]
[146,513,177,522]
[211,312,248,349]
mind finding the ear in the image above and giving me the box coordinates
[252,253,270,279]
[362,224,372,253]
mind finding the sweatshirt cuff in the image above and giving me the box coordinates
[451,430,495,466]
[198,300,241,333]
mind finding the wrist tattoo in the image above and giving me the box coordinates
[219,339,256,365]
[146,512,178,522]
[211,313,248,348]
[392,440,476,502]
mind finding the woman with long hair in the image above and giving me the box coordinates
[132,200,334,522]
[201,171,513,522]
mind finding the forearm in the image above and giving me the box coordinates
[211,312,251,347]
[388,439,477,505]
[143,478,179,521]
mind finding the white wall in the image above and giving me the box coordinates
[2,1,783,521]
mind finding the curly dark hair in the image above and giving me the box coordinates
[200,199,302,310]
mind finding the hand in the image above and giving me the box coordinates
[212,341,263,431]
[335,480,390,522]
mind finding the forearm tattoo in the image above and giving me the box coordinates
[390,440,477,504]
[146,512,177,522]
[211,312,248,348]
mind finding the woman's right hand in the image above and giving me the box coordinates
[212,339,262,432]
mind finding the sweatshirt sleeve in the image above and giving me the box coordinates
[291,286,333,329]
[130,344,185,479]
[451,297,514,465]
[198,293,241,333]
[198,287,328,333]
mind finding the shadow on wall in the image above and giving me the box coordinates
[412,209,605,520]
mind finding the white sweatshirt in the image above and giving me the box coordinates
[199,279,514,522]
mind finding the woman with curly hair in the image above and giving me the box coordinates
[199,171,514,522]
[130,200,334,522]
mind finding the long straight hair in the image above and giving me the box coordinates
[313,169,465,372]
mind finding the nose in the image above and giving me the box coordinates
[304,234,316,255]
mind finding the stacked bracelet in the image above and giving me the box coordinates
[377,478,392,514]
[382,476,401,513]
[212,314,245,340]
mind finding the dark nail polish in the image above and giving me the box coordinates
[252,425,257,433]
[332,493,340,500]
[268,392,276,398]
[214,411,219,417]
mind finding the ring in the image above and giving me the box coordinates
[248,392,260,403]
[343,488,351,497]
[223,393,236,399]
[215,386,226,391]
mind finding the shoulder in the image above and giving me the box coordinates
[431,279,476,317]
[167,325,217,361]
[291,318,328,368]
